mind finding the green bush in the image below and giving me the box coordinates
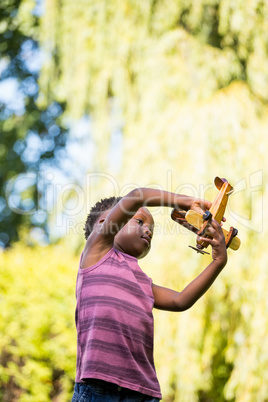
[0,243,78,401]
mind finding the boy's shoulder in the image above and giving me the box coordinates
[81,232,113,269]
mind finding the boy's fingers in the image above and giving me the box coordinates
[203,229,218,242]
[202,220,224,239]
[191,199,212,214]
[203,200,212,210]
[197,236,215,246]
[198,219,226,249]
[209,219,223,231]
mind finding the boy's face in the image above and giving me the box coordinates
[114,207,154,259]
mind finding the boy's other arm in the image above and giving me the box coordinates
[152,219,227,312]
[99,187,211,243]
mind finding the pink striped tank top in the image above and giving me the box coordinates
[74,247,162,399]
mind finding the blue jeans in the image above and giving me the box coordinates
[72,379,160,401]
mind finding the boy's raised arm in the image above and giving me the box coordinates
[152,219,228,312]
[100,187,211,241]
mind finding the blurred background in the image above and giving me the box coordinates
[0,0,267,401]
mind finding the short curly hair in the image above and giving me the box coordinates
[84,196,122,239]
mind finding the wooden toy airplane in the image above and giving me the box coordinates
[171,177,241,255]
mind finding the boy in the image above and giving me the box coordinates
[72,188,227,401]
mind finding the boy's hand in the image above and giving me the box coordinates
[190,199,226,223]
[197,219,227,266]
[190,199,212,214]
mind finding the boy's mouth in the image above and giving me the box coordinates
[141,235,151,246]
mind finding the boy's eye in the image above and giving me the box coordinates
[136,219,143,225]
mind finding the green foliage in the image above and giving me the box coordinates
[0,243,78,401]
[39,0,268,116]
[2,0,268,400]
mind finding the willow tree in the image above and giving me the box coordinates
[38,1,268,401]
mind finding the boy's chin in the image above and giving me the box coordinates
[137,247,150,260]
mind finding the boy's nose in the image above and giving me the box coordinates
[144,227,153,238]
